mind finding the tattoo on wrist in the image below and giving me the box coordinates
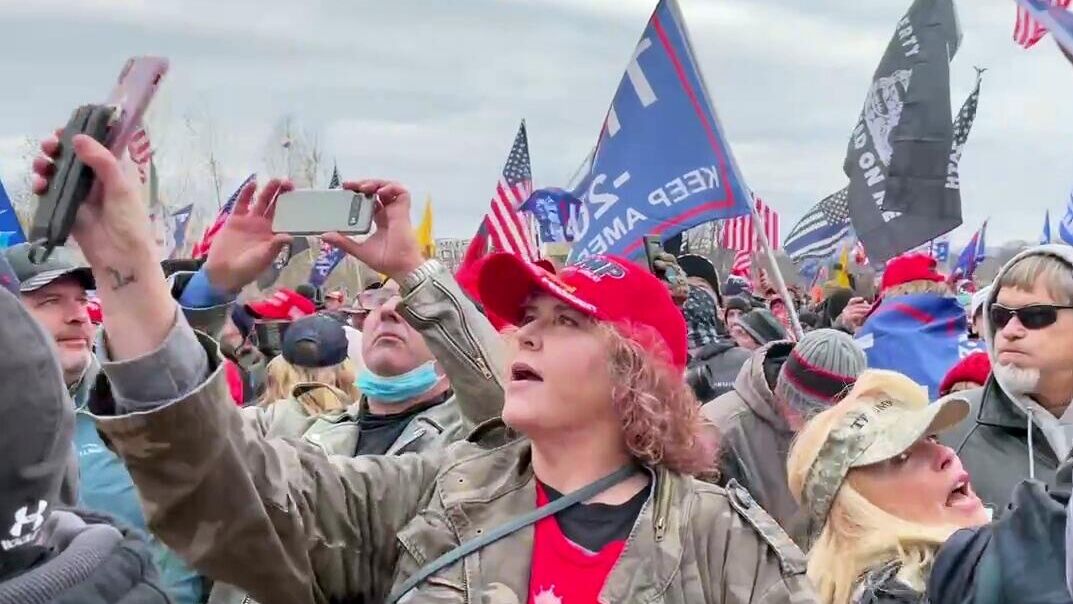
[105,266,137,291]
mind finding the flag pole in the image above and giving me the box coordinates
[750,204,803,338]
[661,0,800,337]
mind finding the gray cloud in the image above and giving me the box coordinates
[1,0,1071,246]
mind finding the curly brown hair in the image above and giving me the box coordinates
[599,322,718,477]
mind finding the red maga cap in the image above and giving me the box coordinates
[477,253,688,371]
[881,252,944,293]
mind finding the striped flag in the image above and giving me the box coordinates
[730,250,751,277]
[783,188,853,265]
[456,121,538,293]
[128,126,153,183]
[484,121,538,261]
[721,196,779,275]
[192,174,255,259]
[1015,0,1071,48]
[854,240,870,267]
[722,197,779,252]
[952,220,988,281]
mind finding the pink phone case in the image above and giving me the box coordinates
[78,57,168,209]
[103,56,169,157]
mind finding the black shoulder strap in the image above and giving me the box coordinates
[386,464,638,603]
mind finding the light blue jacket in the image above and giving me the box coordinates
[72,357,204,604]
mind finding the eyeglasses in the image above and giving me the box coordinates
[989,303,1073,330]
[356,287,399,311]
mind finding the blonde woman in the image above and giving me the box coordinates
[254,314,359,438]
[787,370,990,604]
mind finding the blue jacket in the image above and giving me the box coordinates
[72,346,204,604]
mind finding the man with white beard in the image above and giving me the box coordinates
[943,244,1073,513]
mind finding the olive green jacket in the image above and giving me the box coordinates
[94,265,814,604]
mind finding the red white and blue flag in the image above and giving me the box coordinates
[128,126,153,183]
[457,121,538,289]
[192,174,255,259]
[1015,0,1072,48]
[722,196,779,276]
[856,294,985,398]
[307,165,347,287]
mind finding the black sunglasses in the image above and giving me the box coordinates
[989,303,1073,330]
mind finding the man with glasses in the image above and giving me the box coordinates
[943,245,1073,513]
[263,262,500,458]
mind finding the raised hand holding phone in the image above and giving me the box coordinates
[29,57,167,261]
[32,133,173,361]
[204,178,294,294]
[321,180,425,284]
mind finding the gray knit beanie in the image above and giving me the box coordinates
[775,328,866,418]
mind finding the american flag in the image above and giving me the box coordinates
[730,250,752,277]
[328,164,341,189]
[192,174,255,259]
[854,240,870,267]
[722,196,779,275]
[783,188,852,265]
[948,68,984,185]
[485,121,538,261]
[128,126,153,183]
[1015,0,1071,48]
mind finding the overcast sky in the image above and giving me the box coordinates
[2,0,1071,247]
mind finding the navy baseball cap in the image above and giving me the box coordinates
[281,314,349,368]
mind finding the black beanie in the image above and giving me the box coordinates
[725,296,751,314]
[0,287,72,570]
[677,254,723,307]
[738,308,788,345]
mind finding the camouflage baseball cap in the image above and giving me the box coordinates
[1,243,94,293]
[801,393,970,534]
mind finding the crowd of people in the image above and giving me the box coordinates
[2,128,1073,604]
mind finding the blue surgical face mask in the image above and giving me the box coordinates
[356,361,439,404]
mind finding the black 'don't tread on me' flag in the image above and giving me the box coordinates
[844,0,963,264]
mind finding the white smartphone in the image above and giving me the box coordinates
[272,190,376,235]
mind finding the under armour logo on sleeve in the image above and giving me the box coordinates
[2,500,48,550]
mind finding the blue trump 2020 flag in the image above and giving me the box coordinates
[1060,189,1073,246]
[0,177,26,248]
[568,0,752,261]
[856,293,984,399]
[309,239,346,288]
[521,188,582,243]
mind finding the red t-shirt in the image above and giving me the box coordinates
[527,483,628,604]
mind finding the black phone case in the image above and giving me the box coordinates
[29,104,113,262]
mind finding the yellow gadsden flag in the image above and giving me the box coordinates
[833,244,852,288]
[415,195,435,259]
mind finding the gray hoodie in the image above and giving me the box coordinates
[701,341,810,547]
[943,244,1073,512]
[0,285,169,604]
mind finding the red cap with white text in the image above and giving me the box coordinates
[478,253,688,371]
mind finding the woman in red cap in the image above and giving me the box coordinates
[86,170,815,602]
